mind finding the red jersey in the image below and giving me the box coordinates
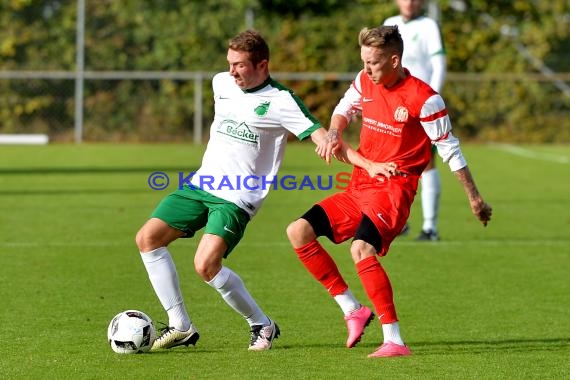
[333,69,466,189]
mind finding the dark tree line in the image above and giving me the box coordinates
[0,0,568,142]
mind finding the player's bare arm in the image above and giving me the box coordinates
[310,127,329,157]
[320,112,399,178]
[454,166,493,226]
[329,140,399,180]
[317,114,350,164]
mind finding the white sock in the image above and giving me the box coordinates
[207,266,269,327]
[140,247,191,331]
[382,322,405,346]
[420,168,441,232]
[334,289,361,316]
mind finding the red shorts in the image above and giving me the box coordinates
[317,176,417,256]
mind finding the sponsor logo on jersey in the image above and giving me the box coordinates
[394,106,409,122]
[217,120,259,144]
[254,101,271,117]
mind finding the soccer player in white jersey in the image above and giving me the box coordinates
[384,0,447,241]
[136,30,328,351]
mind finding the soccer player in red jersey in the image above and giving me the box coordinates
[286,26,492,358]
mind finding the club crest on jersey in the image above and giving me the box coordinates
[217,120,259,144]
[394,106,409,122]
[254,101,271,117]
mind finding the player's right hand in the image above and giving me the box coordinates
[471,199,492,226]
[321,128,342,164]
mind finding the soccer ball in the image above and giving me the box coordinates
[107,310,156,354]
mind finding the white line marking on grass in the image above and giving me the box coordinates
[493,144,570,164]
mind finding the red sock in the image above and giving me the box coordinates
[294,240,348,296]
[356,256,398,324]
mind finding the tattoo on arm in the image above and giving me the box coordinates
[454,167,480,200]
[327,128,339,142]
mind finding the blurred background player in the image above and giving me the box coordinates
[384,0,447,241]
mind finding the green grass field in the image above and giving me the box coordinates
[0,143,568,379]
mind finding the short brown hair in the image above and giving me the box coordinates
[358,26,404,57]
[228,30,270,66]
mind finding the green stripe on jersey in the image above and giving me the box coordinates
[269,78,322,140]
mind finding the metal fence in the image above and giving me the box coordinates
[1,70,569,144]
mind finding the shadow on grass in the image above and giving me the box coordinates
[253,338,570,353]
[0,188,153,196]
[0,166,194,174]
[360,337,570,355]
[123,338,570,357]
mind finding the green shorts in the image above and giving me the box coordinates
[150,186,250,257]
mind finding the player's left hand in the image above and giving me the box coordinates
[366,161,398,179]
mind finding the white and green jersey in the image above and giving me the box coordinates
[190,72,320,217]
[384,15,446,92]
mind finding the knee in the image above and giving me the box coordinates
[285,220,300,242]
[193,260,208,280]
[135,227,147,251]
[193,256,219,282]
[286,219,314,247]
[135,225,159,252]
[350,240,376,263]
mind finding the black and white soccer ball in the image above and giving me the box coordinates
[107,310,156,354]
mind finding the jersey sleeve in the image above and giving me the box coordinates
[332,71,364,121]
[280,92,321,141]
[429,53,446,92]
[425,19,445,57]
[420,94,467,171]
[422,18,447,92]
